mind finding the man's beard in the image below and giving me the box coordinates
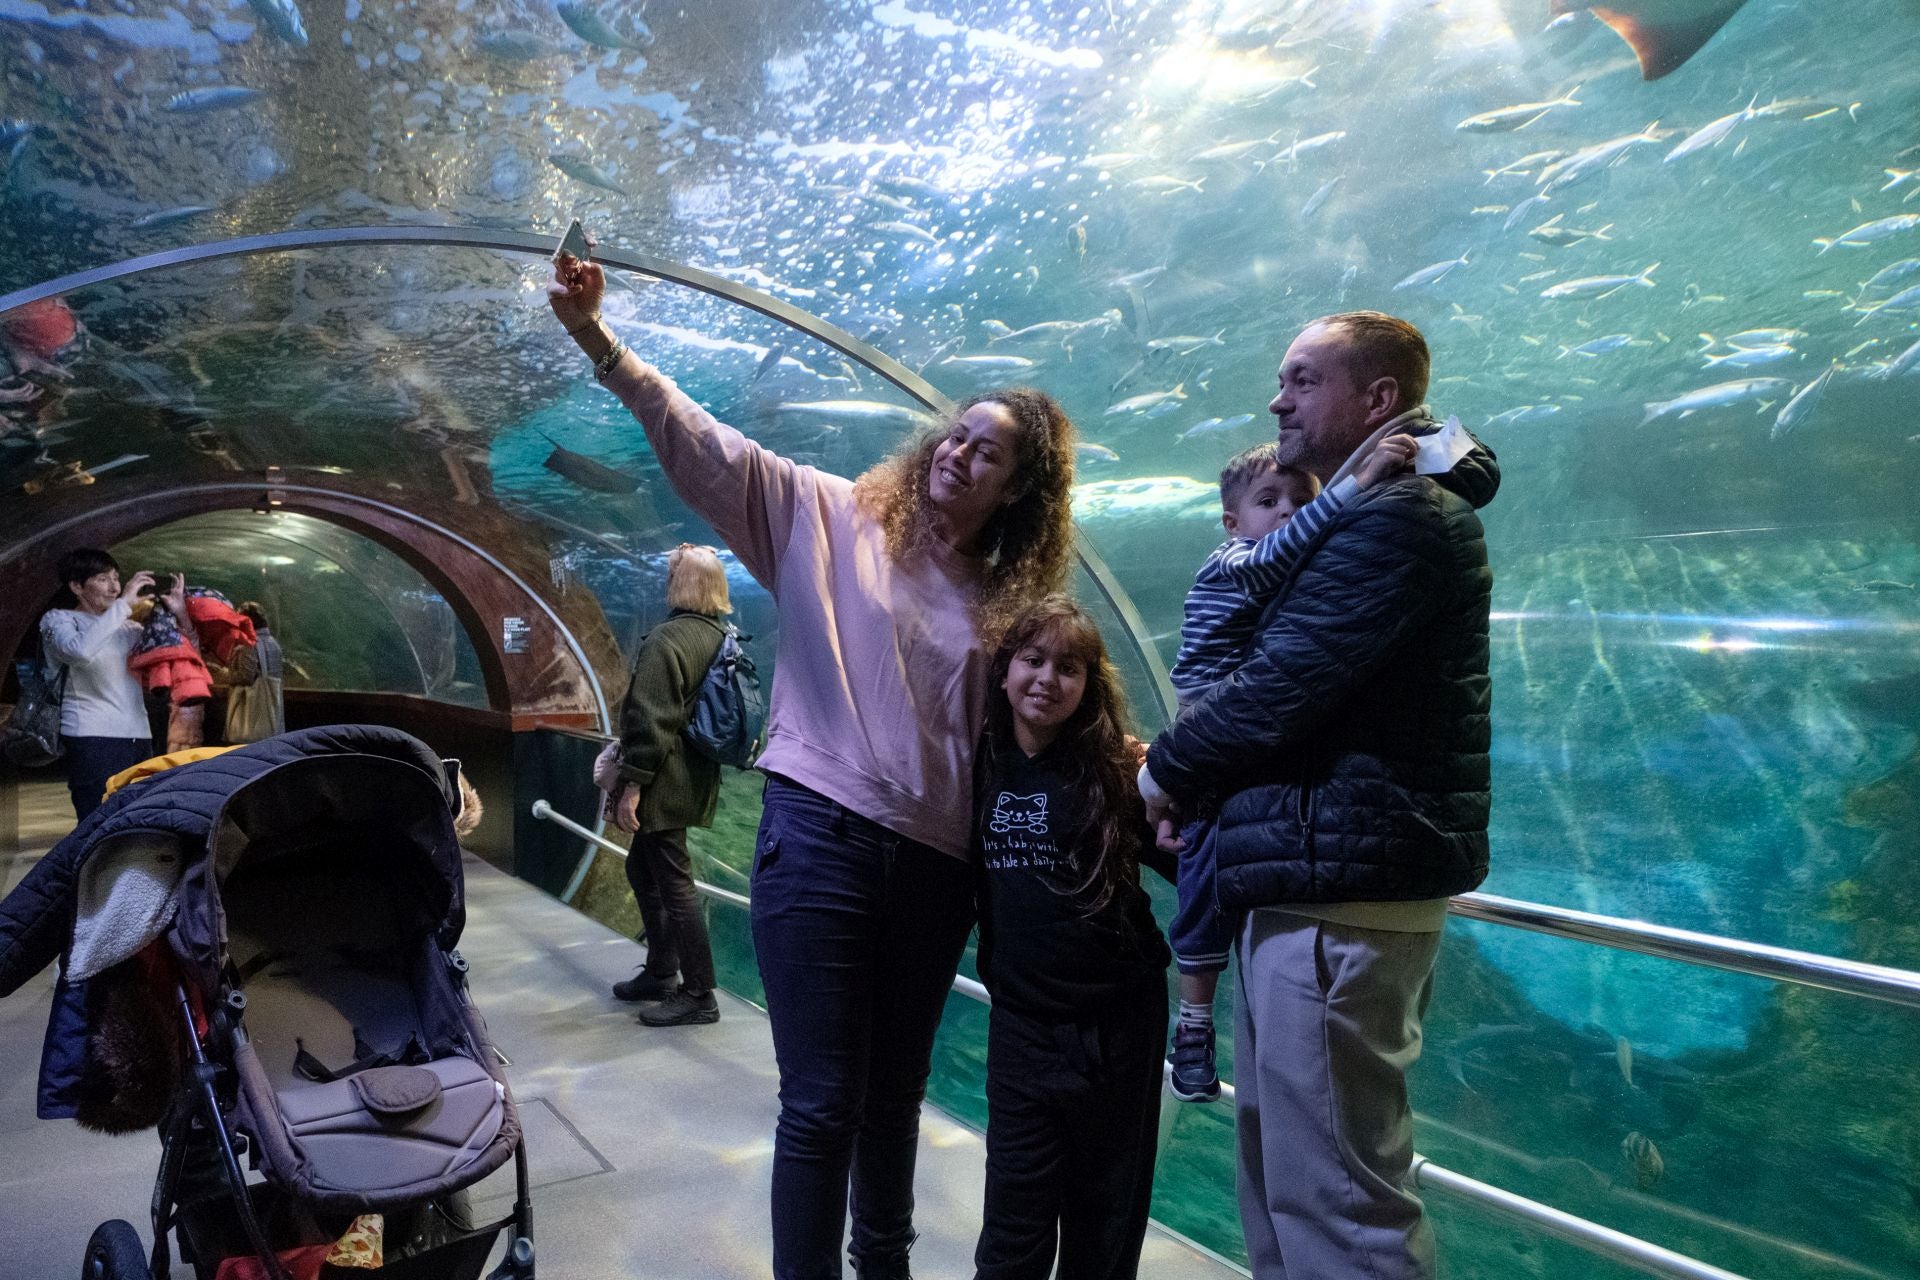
[1272,423,1317,473]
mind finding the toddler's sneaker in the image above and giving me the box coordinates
[1168,1019,1220,1102]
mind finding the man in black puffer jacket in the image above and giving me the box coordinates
[1140,312,1497,1280]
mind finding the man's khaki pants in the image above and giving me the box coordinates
[1234,910,1442,1279]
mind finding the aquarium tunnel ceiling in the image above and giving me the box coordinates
[5,0,1920,945]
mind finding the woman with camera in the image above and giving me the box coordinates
[38,549,187,820]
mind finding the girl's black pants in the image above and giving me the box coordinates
[973,988,1169,1280]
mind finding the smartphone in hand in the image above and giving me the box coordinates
[554,219,592,263]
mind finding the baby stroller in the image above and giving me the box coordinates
[2,726,534,1280]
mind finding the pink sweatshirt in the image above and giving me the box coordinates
[606,355,989,860]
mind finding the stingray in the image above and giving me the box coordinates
[539,431,641,494]
[1551,0,1751,80]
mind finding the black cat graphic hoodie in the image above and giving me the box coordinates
[974,738,1173,1020]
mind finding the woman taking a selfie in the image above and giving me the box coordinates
[550,248,1078,1280]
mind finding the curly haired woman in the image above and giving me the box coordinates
[550,252,1077,1280]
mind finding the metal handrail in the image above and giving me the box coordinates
[530,799,1777,1280]
[537,768,1920,1015]
[1448,891,1920,1011]
[1409,1160,1750,1280]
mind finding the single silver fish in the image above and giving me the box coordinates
[246,0,308,47]
[1704,343,1795,368]
[876,174,947,202]
[1273,130,1346,165]
[751,341,787,383]
[1752,96,1857,121]
[548,152,629,195]
[1483,149,1567,184]
[1541,263,1658,299]
[1300,177,1341,219]
[130,204,216,229]
[1880,336,1920,379]
[1538,122,1665,192]
[1772,362,1838,439]
[1504,193,1551,232]
[1707,327,1808,348]
[163,86,266,113]
[556,0,652,49]
[1642,377,1792,423]
[1192,133,1281,163]
[941,354,1037,370]
[1106,384,1187,416]
[1393,254,1469,290]
[1863,258,1920,288]
[1129,174,1205,195]
[989,312,1120,343]
[1076,442,1121,464]
[1111,265,1166,289]
[1146,330,1227,354]
[1816,214,1920,254]
[1866,282,1920,315]
[1664,98,1758,164]
[477,30,563,60]
[1529,215,1612,247]
[1456,88,1581,133]
[1486,404,1562,427]
[871,221,942,244]
[776,399,936,428]
[1558,333,1635,358]
[1615,1036,1634,1088]
[1175,413,1256,442]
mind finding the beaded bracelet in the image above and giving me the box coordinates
[593,340,628,382]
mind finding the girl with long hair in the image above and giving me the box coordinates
[549,253,1078,1280]
[972,596,1174,1280]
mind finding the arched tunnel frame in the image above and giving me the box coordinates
[0,225,1179,726]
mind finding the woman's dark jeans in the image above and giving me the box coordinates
[624,827,716,993]
[752,775,976,1279]
[64,735,152,820]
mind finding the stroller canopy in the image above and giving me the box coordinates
[171,727,467,996]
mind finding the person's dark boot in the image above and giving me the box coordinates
[637,987,720,1026]
[612,970,676,1003]
[851,1228,917,1278]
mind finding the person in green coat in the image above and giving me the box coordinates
[609,543,732,1026]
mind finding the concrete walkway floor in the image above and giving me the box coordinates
[1,789,1242,1279]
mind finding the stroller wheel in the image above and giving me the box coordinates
[82,1220,150,1280]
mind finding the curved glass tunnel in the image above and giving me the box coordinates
[110,510,491,706]
[3,0,1919,1275]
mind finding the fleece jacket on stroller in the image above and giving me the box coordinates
[0,724,535,1280]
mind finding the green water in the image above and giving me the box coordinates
[6,0,1920,1272]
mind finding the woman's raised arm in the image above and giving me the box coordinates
[549,253,800,591]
